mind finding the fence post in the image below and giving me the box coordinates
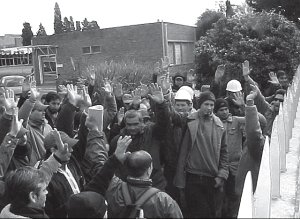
[254,136,271,218]
[270,116,280,199]
[238,171,254,218]
[278,104,287,172]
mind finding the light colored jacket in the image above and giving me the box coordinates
[173,111,229,189]
[0,204,28,218]
[221,115,245,175]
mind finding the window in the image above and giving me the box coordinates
[82,47,91,54]
[91,46,101,53]
[167,42,194,65]
[0,53,32,67]
[82,45,101,54]
[42,55,56,74]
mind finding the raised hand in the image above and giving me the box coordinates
[9,107,24,137]
[102,78,113,93]
[29,86,40,102]
[242,60,250,77]
[87,68,96,86]
[268,71,280,85]
[115,135,132,163]
[131,88,142,106]
[148,83,164,104]
[161,56,170,71]
[67,84,82,107]
[160,73,172,95]
[117,107,125,125]
[52,128,71,163]
[246,84,258,101]
[214,64,225,82]
[112,82,123,98]
[2,89,18,115]
[231,91,245,107]
[82,85,92,107]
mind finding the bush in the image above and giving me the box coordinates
[195,10,300,92]
[82,60,153,92]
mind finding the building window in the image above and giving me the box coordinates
[0,53,32,67]
[82,47,91,54]
[42,55,56,74]
[91,46,101,53]
[167,42,194,65]
[82,45,101,54]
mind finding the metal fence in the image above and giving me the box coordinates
[238,66,300,218]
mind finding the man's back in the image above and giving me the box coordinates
[106,176,183,218]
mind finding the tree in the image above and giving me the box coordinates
[90,20,100,30]
[81,18,100,31]
[246,0,300,25]
[36,23,47,37]
[76,21,81,31]
[63,17,71,32]
[81,18,89,31]
[196,10,224,40]
[21,22,33,46]
[194,10,300,92]
[54,2,64,34]
[70,16,75,31]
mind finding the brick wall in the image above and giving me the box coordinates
[33,23,164,82]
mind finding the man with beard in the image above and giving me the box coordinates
[44,92,61,129]
[174,91,229,218]
[109,83,169,190]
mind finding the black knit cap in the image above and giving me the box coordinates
[214,98,229,113]
[67,191,107,218]
[198,91,216,107]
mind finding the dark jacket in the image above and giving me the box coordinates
[44,103,87,218]
[174,111,229,188]
[109,101,169,190]
[106,176,183,218]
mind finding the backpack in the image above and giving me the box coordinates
[120,182,160,218]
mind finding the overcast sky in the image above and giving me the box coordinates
[0,0,245,36]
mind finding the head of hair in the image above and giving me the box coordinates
[5,166,46,209]
[277,70,286,78]
[45,91,61,103]
[124,110,143,123]
[125,151,152,178]
[275,89,286,96]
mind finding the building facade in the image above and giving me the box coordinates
[31,21,196,85]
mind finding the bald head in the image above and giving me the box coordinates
[126,150,152,177]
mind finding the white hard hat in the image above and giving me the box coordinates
[175,89,192,102]
[178,86,194,99]
[226,80,242,92]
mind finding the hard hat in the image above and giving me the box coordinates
[226,80,242,92]
[175,89,192,102]
[178,86,194,99]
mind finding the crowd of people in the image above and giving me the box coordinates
[0,59,289,218]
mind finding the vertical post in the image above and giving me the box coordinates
[270,116,280,199]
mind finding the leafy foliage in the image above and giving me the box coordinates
[36,23,47,37]
[81,18,100,31]
[21,22,33,46]
[195,10,225,40]
[194,10,300,91]
[82,60,153,92]
[246,0,300,25]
